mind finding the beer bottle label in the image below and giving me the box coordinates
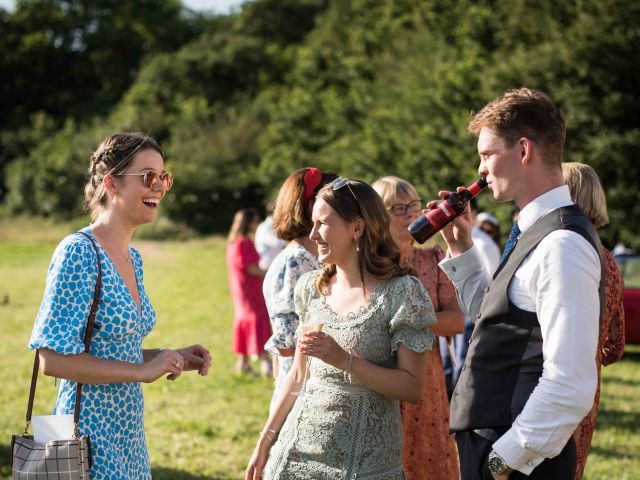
[426,202,452,229]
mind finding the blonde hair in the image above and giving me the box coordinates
[314,179,411,294]
[272,168,337,241]
[228,208,260,243]
[372,176,420,208]
[468,88,565,167]
[561,162,609,228]
[84,132,163,221]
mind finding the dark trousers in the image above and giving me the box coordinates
[455,430,577,480]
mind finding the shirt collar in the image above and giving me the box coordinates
[517,185,574,234]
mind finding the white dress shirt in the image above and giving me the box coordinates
[439,185,601,475]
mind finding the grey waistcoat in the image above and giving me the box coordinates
[450,204,604,432]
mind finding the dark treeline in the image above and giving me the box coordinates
[1,0,639,248]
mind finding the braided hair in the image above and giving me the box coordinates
[84,132,163,220]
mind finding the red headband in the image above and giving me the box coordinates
[303,167,322,206]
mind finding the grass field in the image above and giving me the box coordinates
[0,218,638,479]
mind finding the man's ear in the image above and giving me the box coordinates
[519,137,533,165]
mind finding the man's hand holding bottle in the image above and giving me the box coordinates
[408,177,487,257]
[424,187,475,257]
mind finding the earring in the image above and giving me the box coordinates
[112,195,117,206]
[354,237,359,252]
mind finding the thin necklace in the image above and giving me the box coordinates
[101,228,131,265]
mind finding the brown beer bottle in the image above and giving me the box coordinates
[408,177,488,244]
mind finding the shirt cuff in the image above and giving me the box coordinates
[438,244,485,281]
[493,429,545,476]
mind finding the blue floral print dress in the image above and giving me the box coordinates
[263,243,321,406]
[29,228,156,480]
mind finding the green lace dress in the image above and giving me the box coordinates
[264,271,436,480]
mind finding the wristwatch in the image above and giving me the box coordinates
[487,450,513,476]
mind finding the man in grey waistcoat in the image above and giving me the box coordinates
[433,88,604,479]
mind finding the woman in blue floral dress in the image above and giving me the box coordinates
[247,179,436,479]
[29,132,212,480]
[263,167,336,407]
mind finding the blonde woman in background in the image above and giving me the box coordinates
[562,162,625,480]
[373,176,462,480]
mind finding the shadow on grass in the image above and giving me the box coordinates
[596,408,640,434]
[1,443,222,480]
[588,444,634,460]
[0,443,13,477]
[152,467,219,479]
[621,349,640,362]
[601,375,640,388]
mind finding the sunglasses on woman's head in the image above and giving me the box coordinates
[332,177,364,215]
[115,170,174,190]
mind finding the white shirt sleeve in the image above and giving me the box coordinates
[493,230,601,474]
[438,244,492,321]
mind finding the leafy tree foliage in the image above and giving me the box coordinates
[2,0,639,246]
[0,0,206,201]
[0,0,200,125]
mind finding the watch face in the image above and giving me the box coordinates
[488,453,508,475]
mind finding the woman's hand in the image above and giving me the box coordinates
[175,344,212,376]
[298,332,349,371]
[139,349,185,383]
[245,436,274,480]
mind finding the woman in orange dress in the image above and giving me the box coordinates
[374,176,463,480]
[562,162,625,480]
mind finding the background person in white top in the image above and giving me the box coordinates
[475,211,502,254]
[255,201,286,270]
[431,88,602,479]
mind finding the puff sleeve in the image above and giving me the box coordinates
[264,250,320,354]
[388,275,436,354]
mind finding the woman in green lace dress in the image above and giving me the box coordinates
[246,178,436,480]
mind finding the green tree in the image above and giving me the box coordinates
[3,0,640,244]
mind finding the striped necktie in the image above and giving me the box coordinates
[501,221,521,262]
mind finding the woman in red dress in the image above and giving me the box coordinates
[562,162,625,480]
[227,208,273,376]
[374,176,463,480]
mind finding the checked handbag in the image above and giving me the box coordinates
[11,232,101,479]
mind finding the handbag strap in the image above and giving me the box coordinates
[25,231,102,438]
